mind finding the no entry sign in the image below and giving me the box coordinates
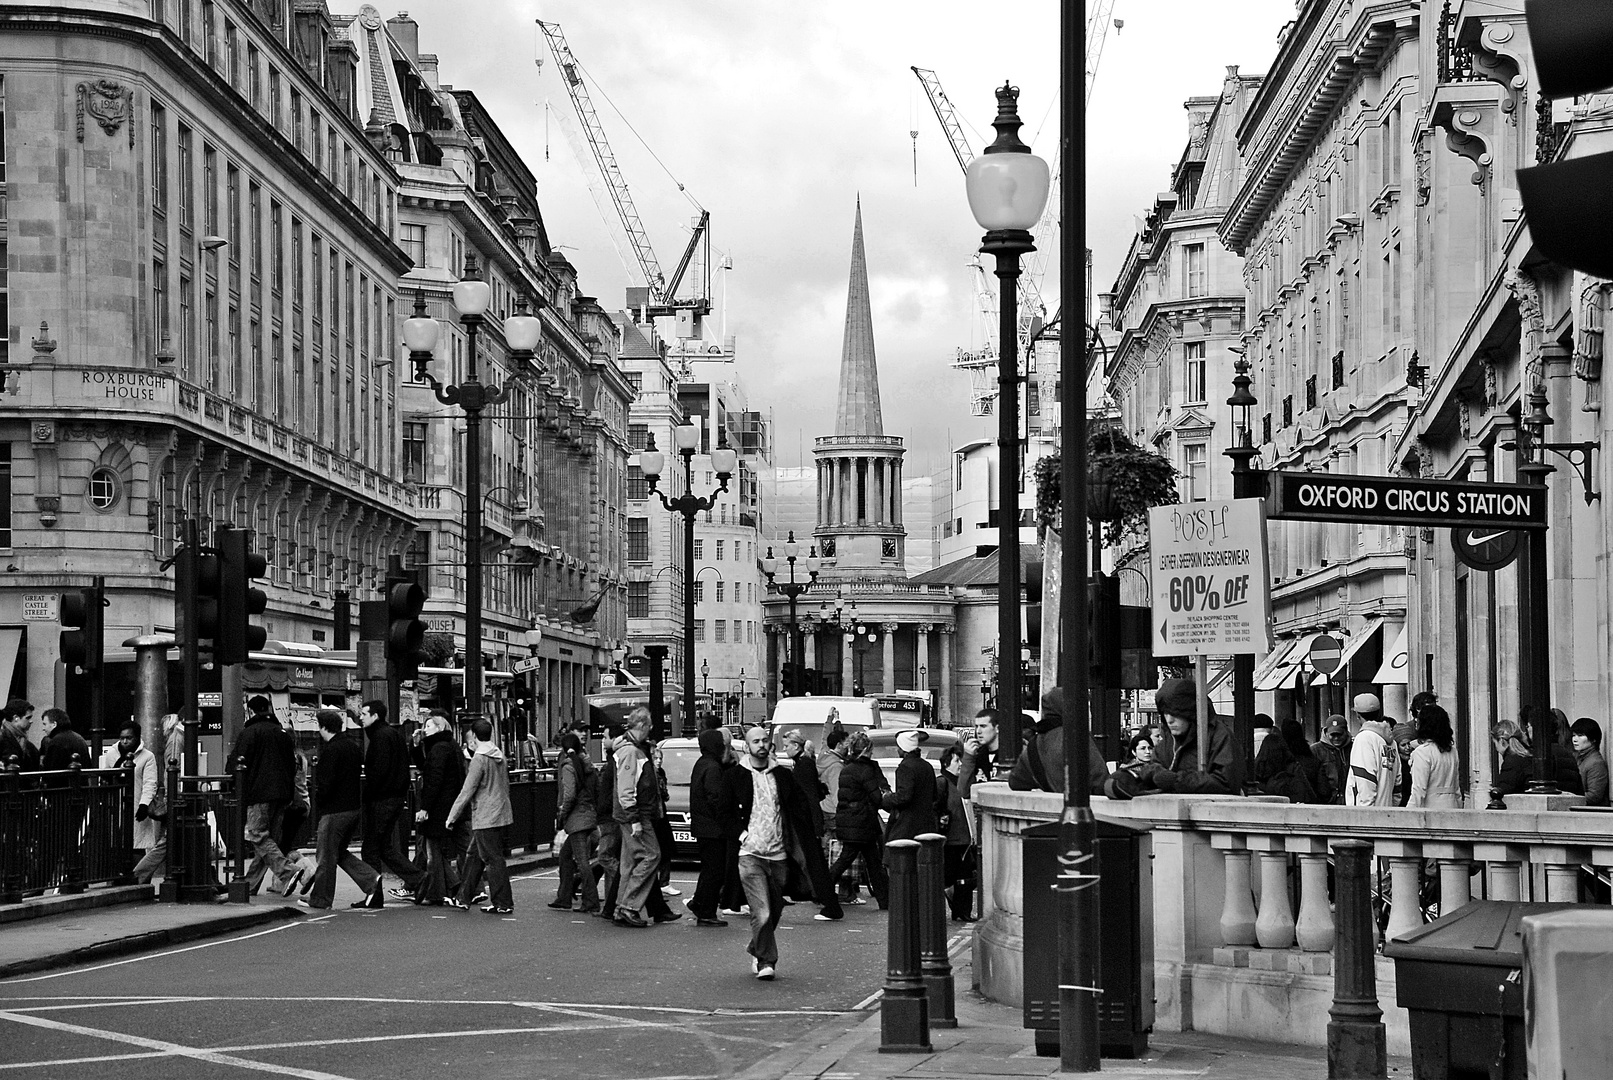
[1148,499,1273,658]
[1265,471,1546,530]
[1308,634,1342,675]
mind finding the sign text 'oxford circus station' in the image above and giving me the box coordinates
[1264,471,1547,531]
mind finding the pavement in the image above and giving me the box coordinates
[1,857,1417,1079]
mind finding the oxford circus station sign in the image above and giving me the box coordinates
[1265,471,1546,531]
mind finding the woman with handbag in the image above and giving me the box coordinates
[549,732,600,912]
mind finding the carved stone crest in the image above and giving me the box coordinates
[1507,268,1545,383]
[75,80,135,145]
[1481,353,1499,409]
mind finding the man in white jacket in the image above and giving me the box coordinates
[1345,694,1400,807]
[100,721,161,882]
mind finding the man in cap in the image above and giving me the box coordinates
[1345,693,1399,807]
[881,729,941,843]
[1130,678,1237,795]
[1312,715,1351,805]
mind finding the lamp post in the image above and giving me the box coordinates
[848,621,878,697]
[640,423,737,739]
[1226,355,1261,782]
[966,82,1051,770]
[1517,385,1557,793]
[762,530,820,697]
[403,265,543,727]
[981,676,992,708]
[524,626,544,741]
[701,658,710,703]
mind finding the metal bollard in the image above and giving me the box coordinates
[227,758,251,903]
[1328,840,1387,1079]
[879,839,932,1054]
[915,832,957,1028]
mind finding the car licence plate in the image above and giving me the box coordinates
[672,830,693,844]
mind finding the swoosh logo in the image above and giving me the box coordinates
[1467,530,1509,547]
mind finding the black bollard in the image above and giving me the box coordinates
[1328,840,1387,1079]
[227,758,251,903]
[915,832,957,1028]
[0,761,21,904]
[880,839,932,1053]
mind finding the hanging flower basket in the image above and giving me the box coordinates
[1035,426,1179,547]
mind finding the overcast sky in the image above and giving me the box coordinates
[393,0,1296,476]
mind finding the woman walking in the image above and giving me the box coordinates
[1409,704,1463,809]
[550,732,600,912]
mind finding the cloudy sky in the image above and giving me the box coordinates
[393,0,1296,475]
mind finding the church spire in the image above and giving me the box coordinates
[835,200,884,436]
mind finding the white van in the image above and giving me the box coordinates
[767,695,879,748]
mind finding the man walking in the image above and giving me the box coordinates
[1345,693,1400,807]
[300,709,378,909]
[411,712,466,905]
[612,707,668,927]
[357,700,423,907]
[730,724,818,980]
[227,695,304,896]
[446,718,514,914]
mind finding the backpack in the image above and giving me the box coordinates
[594,752,616,819]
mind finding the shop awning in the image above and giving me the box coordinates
[1309,620,1385,685]
[1372,625,1409,685]
[1251,637,1302,692]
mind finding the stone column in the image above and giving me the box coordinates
[939,626,953,724]
[882,623,898,693]
[892,458,902,524]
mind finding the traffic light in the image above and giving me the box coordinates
[59,583,104,673]
[385,570,427,681]
[175,544,221,650]
[1023,557,1044,649]
[217,526,267,664]
[781,661,797,696]
[1518,0,1613,277]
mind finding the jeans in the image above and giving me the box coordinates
[244,800,300,892]
[555,829,600,910]
[460,826,512,909]
[617,821,661,916]
[691,836,727,919]
[737,854,789,966]
[829,840,889,907]
[595,822,621,914]
[362,796,424,890]
[307,809,379,908]
[417,821,469,904]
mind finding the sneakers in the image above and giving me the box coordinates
[755,964,776,981]
[660,885,682,897]
[277,868,307,897]
[751,956,760,975]
[844,897,867,906]
[814,912,842,921]
[546,899,573,910]
[388,887,415,901]
[472,891,490,904]
[297,897,325,910]
[720,906,750,917]
[443,896,468,910]
[481,904,514,914]
[349,885,383,910]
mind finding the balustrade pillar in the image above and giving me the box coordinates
[1214,839,1257,946]
[1475,842,1528,901]
[1293,844,1335,953]
[1537,847,1587,902]
[1376,840,1423,942]
[1424,841,1473,915]
[1255,850,1296,949]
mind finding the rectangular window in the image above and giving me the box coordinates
[343,143,354,196]
[311,111,322,170]
[269,67,281,129]
[628,423,650,450]
[1305,374,1318,411]
[202,144,217,233]
[1184,444,1207,502]
[691,581,703,603]
[1027,380,1040,415]
[179,273,194,379]
[624,371,642,395]
[716,581,725,603]
[1332,351,1345,390]
[249,182,261,307]
[247,43,259,106]
[691,538,703,560]
[205,289,217,391]
[627,517,650,562]
[228,304,240,395]
[715,540,725,561]
[1391,244,1402,337]
[734,620,743,641]
[693,620,706,643]
[715,621,727,644]
[402,422,427,483]
[152,257,168,351]
[1184,341,1206,403]
[1262,414,1272,445]
[626,464,648,500]
[291,218,303,312]
[225,21,238,88]
[250,317,262,408]
[399,223,425,268]
[149,101,167,213]
[203,1,216,66]
[176,124,192,232]
[270,200,282,298]
[1282,395,1293,428]
[291,89,303,153]
[1185,243,1206,297]
[627,581,649,619]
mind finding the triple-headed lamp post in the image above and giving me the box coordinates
[762,530,820,697]
[402,259,543,726]
[639,423,738,738]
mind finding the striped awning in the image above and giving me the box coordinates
[1251,637,1302,692]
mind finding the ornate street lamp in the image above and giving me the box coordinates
[640,422,737,738]
[701,658,709,702]
[966,81,1050,768]
[403,263,543,726]
[762,530,820,697]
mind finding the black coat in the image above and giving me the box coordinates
[314,732,364,817]
[41,727,90,771]
[362,721,412,802]
[792,753,826,837]
[227,713,296,805]
[690,753,734,840]
[0,725,39,771]
[835,757,887,844]
[415,730,464,837]
[882,750,941,842]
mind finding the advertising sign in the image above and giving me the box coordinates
[1265,471,1546,530]
[1148,499,1272,658]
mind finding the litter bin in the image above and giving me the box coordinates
[1021,819,1153,1058]
[1384,900,1591,1080]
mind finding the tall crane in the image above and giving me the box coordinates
[913,0,1120,414]
[537,19,711,326]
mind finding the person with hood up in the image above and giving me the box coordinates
[1007,688,1113,796]
[1345,694,1400,807]
[445,717,515,914]
[689,727,735,926]
[1136,679,1238,795]
[411,711,467,906]
[549,731,601,912]
[828,730,889,908]
[1252,719,1331,803]
[226,695,304,897]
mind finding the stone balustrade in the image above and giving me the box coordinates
[972,784,1613,1053]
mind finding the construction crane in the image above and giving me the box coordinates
[913,0,1120,415]
[537,18,711,327]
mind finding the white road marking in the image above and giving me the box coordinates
[0,994,851,1018]
[852,989,882,1011]
[0,914,337,984]
[0,1010,358,1080]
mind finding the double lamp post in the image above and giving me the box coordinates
[762,530,819,696]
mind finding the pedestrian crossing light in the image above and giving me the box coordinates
[386,571,427,682]
[59,583,104,673]
[217,526,267,664]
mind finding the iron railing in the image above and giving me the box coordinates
[0,765,135,903]
[160,763,246,902]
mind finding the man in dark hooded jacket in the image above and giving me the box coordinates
[1007,688,1111,796]
[689,727,734,926]
[1126,678,1238,795]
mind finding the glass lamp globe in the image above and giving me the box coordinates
[673,424,700,453]
[783,533,799,560]
[761,550,778,576]
[452,258,492,317]
[638,434,664,479]
[711,445,739,476]
[805,552,821,575]
[505,305,542,353]
[402,309,441,354]
[966,151,1050,231]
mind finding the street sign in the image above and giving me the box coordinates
[1265,471,1546,530]
[512,655,543,675]
[22,594,56,621]
[1308,634,1342,676]
[197,692,223,708]
[1148,499,1273,658]
[1451,526,1523,572]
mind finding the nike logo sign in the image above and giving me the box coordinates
[1467,530,1509,546]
